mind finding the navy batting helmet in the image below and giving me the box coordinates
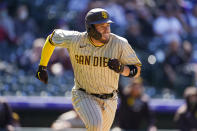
[85,8,113,40]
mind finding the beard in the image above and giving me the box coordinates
[98,34,110,44]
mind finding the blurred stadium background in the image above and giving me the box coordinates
[0,0,197,130]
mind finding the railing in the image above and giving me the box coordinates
[0,96,184,113]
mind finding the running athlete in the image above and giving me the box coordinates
[36,8,141,131]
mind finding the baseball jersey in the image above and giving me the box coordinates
[50,29,141,94]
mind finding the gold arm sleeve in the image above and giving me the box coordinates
[39,36,55,66]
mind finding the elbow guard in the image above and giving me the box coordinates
[127,65,138,77]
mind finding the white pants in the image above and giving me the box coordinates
[72,89,118,131]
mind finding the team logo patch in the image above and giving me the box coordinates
[102,11,107,19]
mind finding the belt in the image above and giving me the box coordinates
[78,88,115,99]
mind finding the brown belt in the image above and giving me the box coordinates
[78,88,115,99]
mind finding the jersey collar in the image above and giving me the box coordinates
[88,36,105,47]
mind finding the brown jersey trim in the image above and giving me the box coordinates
[88,36,104,47]
[48,31,56,46]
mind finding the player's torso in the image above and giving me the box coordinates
[70,34,122,65]
[68,33,122,94]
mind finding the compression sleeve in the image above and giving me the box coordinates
[39,36,55,66]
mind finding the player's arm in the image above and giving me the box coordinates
[36,29,77,84]
[107,59,141,78]
[35,35,55,84]
[108,38,141,77]
[121,64,141,78]
[119,39,142,78]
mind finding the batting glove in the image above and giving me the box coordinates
[36,65,48,84]
[107,59,124,73]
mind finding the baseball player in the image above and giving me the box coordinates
[36,8,141,131]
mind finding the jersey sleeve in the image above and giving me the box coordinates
[49,29,80,48]
[120,40,141,66]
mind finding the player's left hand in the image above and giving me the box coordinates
[107,59,124,73]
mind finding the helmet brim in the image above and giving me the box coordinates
[89,19,113,25]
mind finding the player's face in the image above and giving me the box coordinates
[94,23,111,43]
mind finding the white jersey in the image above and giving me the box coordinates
[50,29,141,94]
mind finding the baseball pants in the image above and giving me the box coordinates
[72,89,118,131]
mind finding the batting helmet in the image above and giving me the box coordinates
[85,8,113,40]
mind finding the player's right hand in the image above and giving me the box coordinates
[36,65,48,84]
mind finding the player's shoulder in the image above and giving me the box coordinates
[52,29,83,37]
[110,33,128,44]
[51,29,85,43]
